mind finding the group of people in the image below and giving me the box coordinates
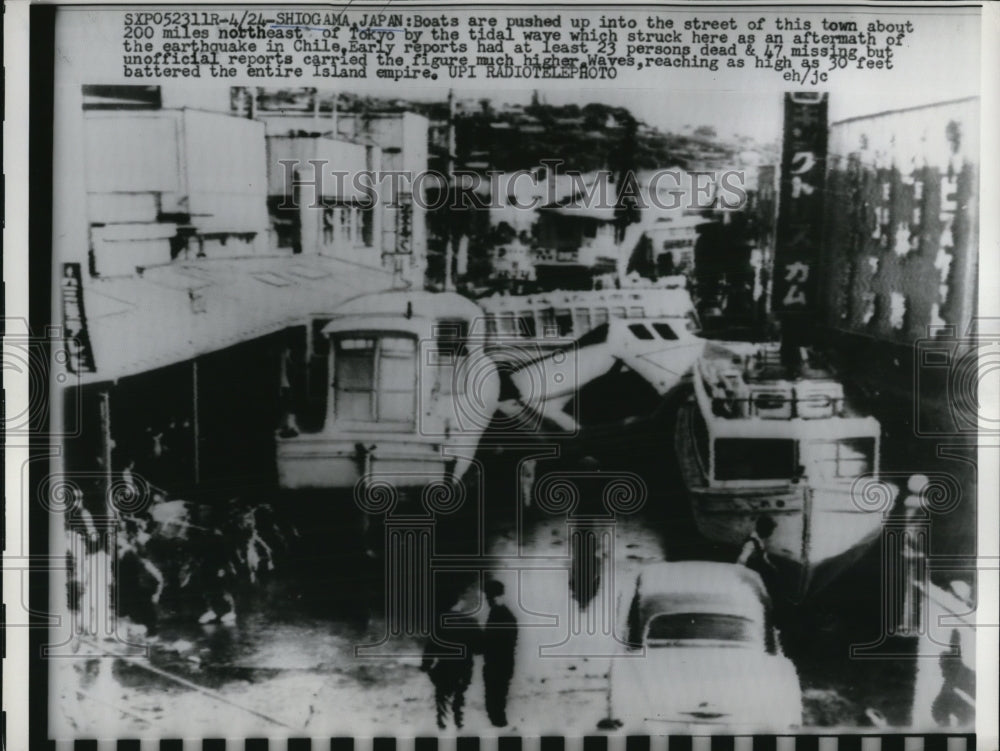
[420,580,518,730]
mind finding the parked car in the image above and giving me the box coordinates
[609,561,803,731]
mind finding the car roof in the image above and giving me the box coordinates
[636,562,770,619]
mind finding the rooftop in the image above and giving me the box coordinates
[73,255,395,385]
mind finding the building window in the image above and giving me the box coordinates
[269,196,301,253]
[361,206,374,247]
[323,208,335,245]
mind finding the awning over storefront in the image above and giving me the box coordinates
[73,254,396,385]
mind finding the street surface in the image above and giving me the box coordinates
[53,500,916,737]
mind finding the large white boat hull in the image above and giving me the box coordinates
[276,434,478,491]
[675,403,886,595]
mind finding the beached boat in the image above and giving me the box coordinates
[478,281,697,363]
[674,340,893,595]
[276,291,500,491]
[502,311,705,448]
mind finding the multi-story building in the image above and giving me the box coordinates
[334,111,430,287]
[241,93,429,288]
[56,85,401,506]
[82,101,270,277]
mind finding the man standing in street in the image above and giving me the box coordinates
[482,579,518,727]
[421,604,481,730]
[737,515,778,575]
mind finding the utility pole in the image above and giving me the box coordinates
[444,89,456,292]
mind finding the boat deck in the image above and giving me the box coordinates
[698,342,851,421]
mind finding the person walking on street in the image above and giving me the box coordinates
[570,456,604,608]
[738,515,778,575]
[421,605,481,730]
[482,580,518,727]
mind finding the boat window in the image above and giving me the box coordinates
[556,309,573,337]
[334,338,376,421]
[519,311,537,338]
[714,438,797,481]
[485,314,498,336]
[593,307,609,327]
[629,306,645,318]
[333,335,416,424]
[360,206,375,246]
[611,306,627,319]
[628,323,655,340]
[574,307,592,334]
[378,337,418,421]
[435,319,469,396]
[539,308,557,336]
[499,313,517,335]
[802,437,875,480]
[645,613,757,644]
[651,322,679,340]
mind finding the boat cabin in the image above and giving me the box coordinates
[478,285,700,353]
[698,342,847,420]
[689,342,881,488]
[276,290,499,490]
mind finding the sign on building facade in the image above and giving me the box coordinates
[772,92,828,316]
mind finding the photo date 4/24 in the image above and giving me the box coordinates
[4,2,991,747]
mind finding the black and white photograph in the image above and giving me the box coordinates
[2,2,998,747]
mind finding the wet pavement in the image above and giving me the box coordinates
[53,376,972,738]
[53,489,921,738]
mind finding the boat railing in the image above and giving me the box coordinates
[710,393,846,419]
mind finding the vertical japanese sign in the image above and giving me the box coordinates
[773,92,828,314]
[61,263,96,373]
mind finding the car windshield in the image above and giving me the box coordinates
[645,612,758,644]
